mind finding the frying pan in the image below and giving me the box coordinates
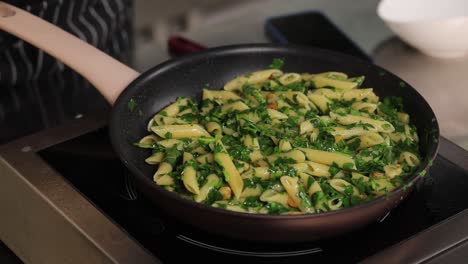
[0,2,439,242]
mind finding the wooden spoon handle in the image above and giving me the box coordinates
[0,2,140,104]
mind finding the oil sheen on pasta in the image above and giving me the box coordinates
[135,59,421,215]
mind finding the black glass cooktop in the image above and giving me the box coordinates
[37,128,468,263]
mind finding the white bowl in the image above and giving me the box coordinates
[378,0,468,58]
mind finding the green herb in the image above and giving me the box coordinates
[369,179,378,191]
[312,191,329,212]
[270,157,297,178]
[344,185,354,197]
[179,113,198,122]
[291,136,310,148]
[258,136,276,156]
[347,138,361,151]
[222,135,251,161]
[215,202,227,209]
[239,118,261,135]
[128,98,137,112]
[349,76,365,87]
[349,109,361,116]
[266,202,291,215]
[382,123,392,130]
[165,147,181,166]
[164,131,173,139]
[204,189,223,205]
[243,84,266,104]
[242,196,263,209]
[311,130,340,152]
[213,142,226,154]
[243,178,258,189]
[328,163,341,176]
[351,177,368,194]
[198,136,218,145]
[343,162,355,171]
[228,145,251,161]
[298,185,313,210]
[268,58,285,69]
[133,142,156,149]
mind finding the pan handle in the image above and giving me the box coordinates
[0,2,140,105]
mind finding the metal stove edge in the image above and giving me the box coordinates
[0,113,159,264]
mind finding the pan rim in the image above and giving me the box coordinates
[110,43,440,220]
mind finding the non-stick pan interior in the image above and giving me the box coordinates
[110,44,439,203]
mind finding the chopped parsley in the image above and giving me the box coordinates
[128,98,137,112]
[266,202,291,215]
[164,131,173,139]
[165,147,181,166]
[268,58,285,69]
[204,189,223,205]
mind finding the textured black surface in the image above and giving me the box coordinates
[39,128,467,263]
[108,44,440,241]
[264,11,372,61]
[0,242,22,264]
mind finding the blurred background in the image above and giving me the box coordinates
[0,0,395,144]
[2,0,467,150]
[0,0,467,145]
[131,0,389,70]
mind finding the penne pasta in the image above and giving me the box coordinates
[206,122,222,135]
[329,179,359,196]
[351,102,377,113]
[267,150,306,164]
[136,62,421,215]
[241,184,263,198]
[152,124,211,139]
[224,69,283,91]
[145,152,165,164]
[203,89,242,103]
[299,148,356,169]
[330,112,395,133]
[182,165,200,195]
[280,176,314,213]
[221,101,250,112]
[355,132,385,150]
[307,93,331,113]
[260,189,290,208]
[342,88,379,103]
[214,142,244,199]
[195,174,220,202]
[384,164,403,178]
[399,152,421,167]
[279,73,302,85]
[313,75,357,89]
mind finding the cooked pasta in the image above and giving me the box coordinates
[135,59,421,215]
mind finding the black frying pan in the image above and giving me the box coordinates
[0,2,439,242]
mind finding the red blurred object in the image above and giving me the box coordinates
[168,35,207,56]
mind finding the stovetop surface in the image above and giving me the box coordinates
[37,127,468,263]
